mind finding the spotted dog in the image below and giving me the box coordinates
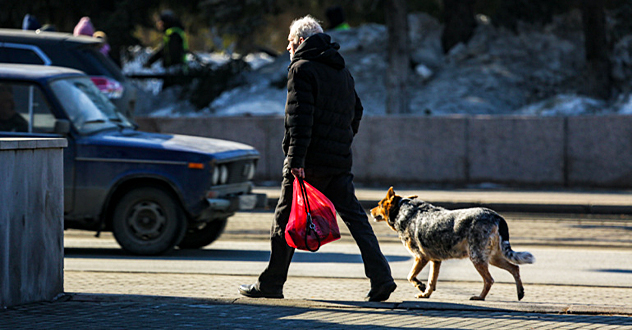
[371,187,535,301]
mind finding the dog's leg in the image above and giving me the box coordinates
[427,260,441,292]
[408,257,428,293]
[470,262,494,301]
[418,260,441,298]
[491,255,524,301]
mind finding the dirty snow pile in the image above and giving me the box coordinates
[124,11,632,117]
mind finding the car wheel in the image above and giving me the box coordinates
[177,218,228,249]
[112,187,187,255]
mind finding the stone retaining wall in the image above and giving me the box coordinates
[136,115,632,188]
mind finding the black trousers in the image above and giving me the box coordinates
[257,166,393,292]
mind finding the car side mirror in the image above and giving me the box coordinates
[53,119,71,134]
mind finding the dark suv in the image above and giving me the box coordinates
[0,28,137,119]
[0,64,260,255]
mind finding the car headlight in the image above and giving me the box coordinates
[246,162,256,180]
[212,165,220,185]
[219,165,229,184]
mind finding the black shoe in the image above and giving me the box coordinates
[366,281,397,302]
[238,284,284,299]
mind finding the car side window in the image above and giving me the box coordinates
[0,47,46,65]
[0,82,55,133]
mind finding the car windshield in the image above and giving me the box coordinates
[49,76,133,134]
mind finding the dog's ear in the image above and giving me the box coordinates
[387,187,395,199]
[407,195,418,199]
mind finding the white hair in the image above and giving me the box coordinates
[289,15,323,43]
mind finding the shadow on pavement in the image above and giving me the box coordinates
[593,268,632,274]
[66,293,632,326]
[315,299,512,313]
[64,247,410,263]
[281,299,632,326]
[571,224,632,231]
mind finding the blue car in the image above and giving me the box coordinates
[0,64,261,255]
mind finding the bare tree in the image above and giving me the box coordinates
[384,0,409,114]
[581,0,611,99]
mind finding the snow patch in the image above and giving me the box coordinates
[124,11,632,118]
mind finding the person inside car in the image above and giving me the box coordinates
[0,85,28,132]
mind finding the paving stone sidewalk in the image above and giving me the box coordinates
[61,271,632,314]
[8,269,631,328]
[3,295,631,330]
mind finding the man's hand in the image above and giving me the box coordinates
[291,168,305,178]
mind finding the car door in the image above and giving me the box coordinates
[0,80,75,213]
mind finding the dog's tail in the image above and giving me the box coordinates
[498,218,535,265]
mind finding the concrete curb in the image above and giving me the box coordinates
[65,292,632,316]
[255,186,632,215]
[262,198,632,215]
[359,201,632,215]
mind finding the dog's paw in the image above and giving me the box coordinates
[469,296,485,301]
[417,289,434,299]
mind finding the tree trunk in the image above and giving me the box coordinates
[441,0,477,53]
[581,0,612,99]
[384,0,409,114]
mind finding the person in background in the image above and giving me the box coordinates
[22,14,42,31]
[144,10,188,70]
[143,10,189,90]
[93,31,111,57]
[73,16,95,37]
[37,24,57,32]
[239,15,396,302]
[73,18,111,60]
[0,85,28,133]
[325,6,350,31]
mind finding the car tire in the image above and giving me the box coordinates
[177,218,228,249]
[112,187,187,255]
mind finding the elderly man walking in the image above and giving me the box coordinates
[239,15,396,302]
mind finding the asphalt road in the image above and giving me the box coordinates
[64,210,632,289]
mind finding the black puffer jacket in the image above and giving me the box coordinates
[283,33,363,174]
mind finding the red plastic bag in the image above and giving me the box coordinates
[285,178,340,252]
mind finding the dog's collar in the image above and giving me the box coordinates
[390,197,411,220]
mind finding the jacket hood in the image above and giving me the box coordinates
[290,33,345,70]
